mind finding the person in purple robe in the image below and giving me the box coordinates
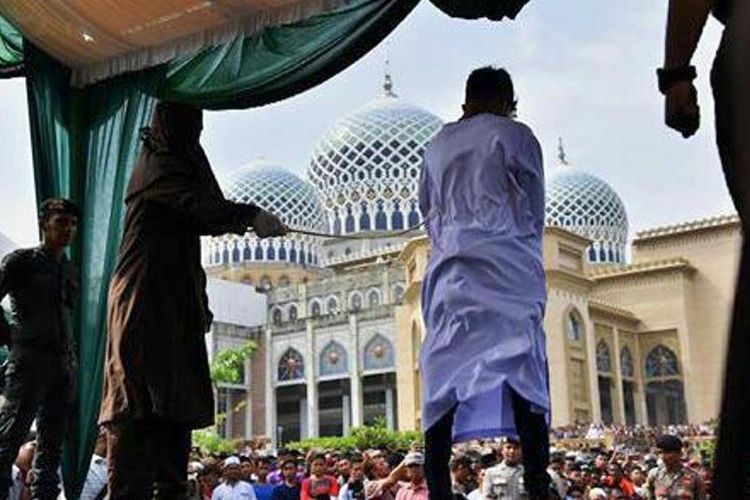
[418,67,551,500]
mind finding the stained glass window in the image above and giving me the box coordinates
[364,334,395,370]
[596,341,611,373]
[320,341,348,376]
[645,345,680,378]
[278,348,304,381]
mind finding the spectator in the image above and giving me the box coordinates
[395,453,427,500]
[253,457,275,500]
[364,456,405,500]
[450,455,477,496]
[301,453,339,500]
[337,458,352,486]
[271,459,301,500]
[78,430,108,500]
[340,456,365,500]
[483,438,525,499]
[212,456,257,500]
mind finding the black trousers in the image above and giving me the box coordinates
[106,417,191,500]
[424,389,550,500]
[0,347,75,500]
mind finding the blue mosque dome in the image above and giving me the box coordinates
[545,143,629,264]
[308,77,443,235]
[205,160,326,268]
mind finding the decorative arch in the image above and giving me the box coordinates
[349,291,363,312]
[319,341,349,376]
[288,304,298,322]
[596,340,612,373]
[364,334,395,370]
[393,283,405,304]
[367,288,381,308]
[278,348,304,381]
[271,307,283,326]
[309,299,322,318]
[565,308,584,342]
[326,295,339,314]
[645,345,680,378]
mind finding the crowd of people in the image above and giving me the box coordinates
[157,422,712,500]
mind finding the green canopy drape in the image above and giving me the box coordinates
[16,0,420,496]
[0,15,22,77]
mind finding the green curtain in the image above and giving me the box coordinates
[162,0,419,108]
[19,1,421,496]
[429,0,530,20]
[0,15,22,77]
[25,43,162,499]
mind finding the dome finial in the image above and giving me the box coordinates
[558,136,569,166]
[383,50,397,98]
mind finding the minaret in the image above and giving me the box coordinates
[383,55,397,98]
[557,136,569,166]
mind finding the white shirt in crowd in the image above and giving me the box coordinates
[8,465,24,500]
[211,480,258,500]
[78,454,108,500]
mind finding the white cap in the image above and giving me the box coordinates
[404,452,425,466]
[223,456,241,467]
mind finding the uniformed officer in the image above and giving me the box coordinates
[0,198,80,499]
[483,437,527,499]
[645,435,706,500]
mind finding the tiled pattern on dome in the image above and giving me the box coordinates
[205,163,327,268]
[308,97,443,234]
[545,169,629,264]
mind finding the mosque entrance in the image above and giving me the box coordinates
[276,384,306,445]
[362,373,398,430]
[318,379,352,437]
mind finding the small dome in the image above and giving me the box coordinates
[545,157,629,264]
[223,160,327,233]
[308,93,443,234]
[205,160,326,269]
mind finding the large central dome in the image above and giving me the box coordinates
[308,88,443,235]
[545,151,629,264]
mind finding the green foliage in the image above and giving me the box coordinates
[192,427,240,455]
[210,341,257,384]
[287,419,423,452]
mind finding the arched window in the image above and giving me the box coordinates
[320,341,348,376]
[214,249,221,264]
[267,244,276,261]
[596,341,612,373]
[596,340,613,424]
[620,347,635,378]
[391,203,404,230]
[621,347,637,425]
[375,201,387,230]
[288,305,298,322]
[364,334,395,370]
[566,310,583,342]
[368,289,380,308]
[243,243,252,261]
[278,348,304,381]
[333,209,342,235]
[588,246,597,262]
[359,203,371,231]
[345,206,355,233]
[254,245,263,261]
[278,244,287,261]
[289,244,297,263]
[307,251,313,264]
[393,284,405,304]
[299,248,306,266]
[271,308,283,325]
[349,292,363,312]
[232,245,240,263]
[222,248,229,264]
[599,246,607,262]
[645,345,680,377]
[408,203,420,227]
[327,296,339,314]
[644,345,686,425]
[310,300,322,318]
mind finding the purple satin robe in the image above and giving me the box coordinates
[418,114,550,441]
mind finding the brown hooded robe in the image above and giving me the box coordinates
[99,103,259,428]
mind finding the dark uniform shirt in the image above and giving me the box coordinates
[713,0,732,24]
[0,247,78,352]
[646,466,706,500]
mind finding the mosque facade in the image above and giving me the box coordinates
[203,79,740,446]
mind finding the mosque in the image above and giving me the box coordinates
[202,76,741,446]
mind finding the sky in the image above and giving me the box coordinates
[0,0,732,247]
